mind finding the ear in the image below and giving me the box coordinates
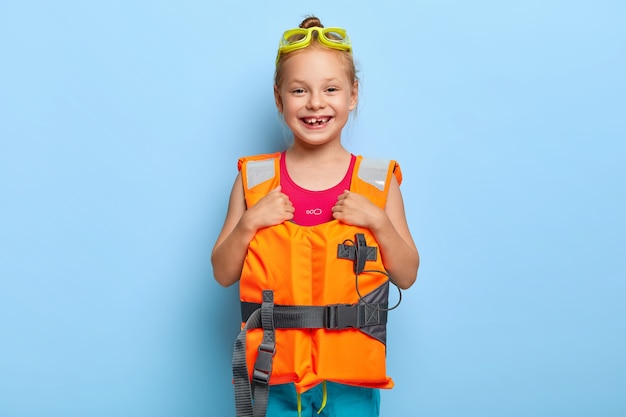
[274,85,283,113]
[349,80,359,111]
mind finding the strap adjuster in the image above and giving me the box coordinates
[325,304,358,329]
[252,342,275,384]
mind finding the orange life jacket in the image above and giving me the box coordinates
[232,152,402,415]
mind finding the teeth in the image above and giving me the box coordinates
[304,117,330,125]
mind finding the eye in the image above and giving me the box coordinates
[326,87,339,93]
[292,88,306,94]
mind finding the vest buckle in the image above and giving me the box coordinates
[253,342,275,384]
[325,304,358,329]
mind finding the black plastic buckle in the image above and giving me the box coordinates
[252,342,275,384]
[325,304,358,330]
[354,233,368,274]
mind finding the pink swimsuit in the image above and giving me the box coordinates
[279,151,356,226]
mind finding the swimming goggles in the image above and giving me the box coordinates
[276,27,352,64]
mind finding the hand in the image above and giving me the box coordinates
[332,190,384,228]
[243,186,294,231]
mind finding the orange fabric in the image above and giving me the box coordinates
[238,153,401,394]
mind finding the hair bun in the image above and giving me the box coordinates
[300,16,323,29]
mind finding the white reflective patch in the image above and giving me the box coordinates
[246,159,276,188]
[357,158,389,191]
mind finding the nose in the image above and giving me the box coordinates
[306,91,326,110]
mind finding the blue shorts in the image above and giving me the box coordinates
[265,381,380,417]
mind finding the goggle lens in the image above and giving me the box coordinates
[285,32,306,43]
[322,30,347,42]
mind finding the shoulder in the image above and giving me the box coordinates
[349,156,403,209]
[237,153,282,207]
[355,155,402,186]
[237,152,282,171]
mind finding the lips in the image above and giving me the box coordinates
[301,116,331,126]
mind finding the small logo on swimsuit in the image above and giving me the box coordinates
[305,208,322,215]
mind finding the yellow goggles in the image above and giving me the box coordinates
[276,27,352,64]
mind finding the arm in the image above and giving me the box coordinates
[332,177,419,289]
[211,173,294,287]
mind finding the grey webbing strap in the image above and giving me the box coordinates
[337,243,377,264]
[233,309,259,417]
[240,303,388,329]
[233,290,276,417]
[251,291,275,417]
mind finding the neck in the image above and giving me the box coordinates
[286,141,350,164]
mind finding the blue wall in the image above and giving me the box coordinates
[1,1,625,416]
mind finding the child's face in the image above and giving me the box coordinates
[274,47,358,148]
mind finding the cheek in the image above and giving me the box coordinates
[282,97,302,114]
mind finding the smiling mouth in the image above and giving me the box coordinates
[301,116,331,126]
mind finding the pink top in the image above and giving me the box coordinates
[280,152,356,226]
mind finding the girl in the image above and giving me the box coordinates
[212,16,419,417]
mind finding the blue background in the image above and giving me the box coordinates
[1,1,625,416]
